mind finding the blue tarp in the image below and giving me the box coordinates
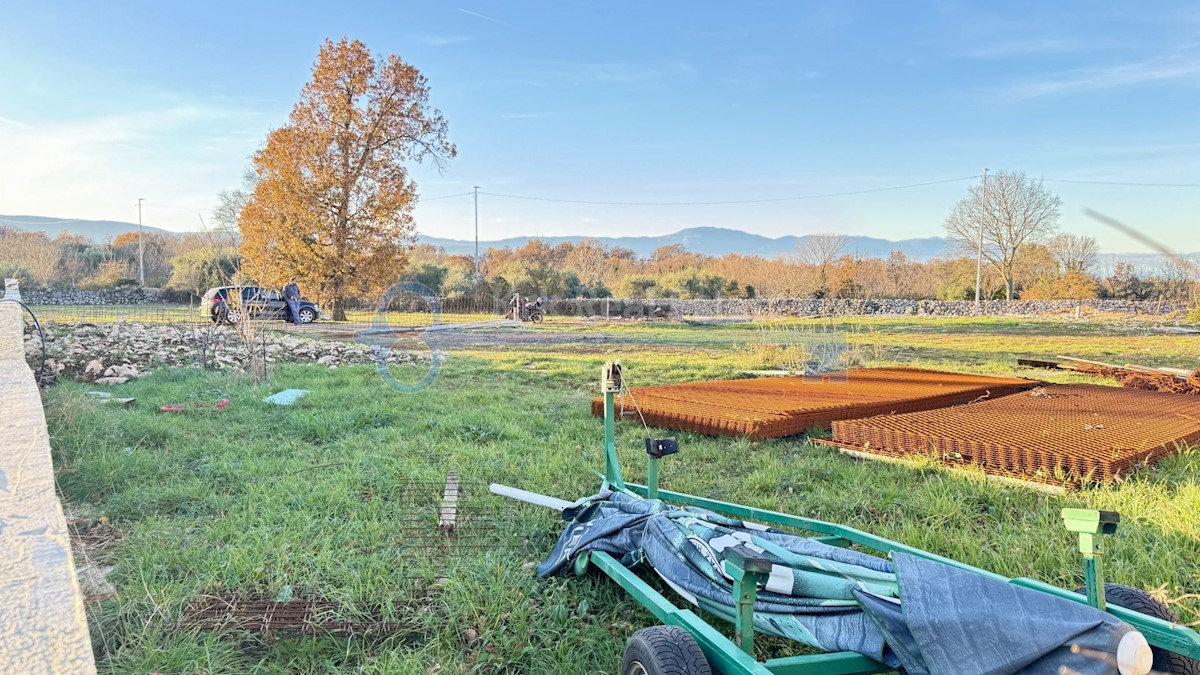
[262,389,310,405]
[540,492,1136,674]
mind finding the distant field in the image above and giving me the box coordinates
[43,315,1200,673]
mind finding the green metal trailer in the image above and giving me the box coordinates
[497,362,1200,674]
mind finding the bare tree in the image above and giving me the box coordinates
[208,163,256,249]
[1047,233,1099,274]
[0,229,59,287]
[944,171,1061,300]
[795,233,848,295]
[563,239,611,288]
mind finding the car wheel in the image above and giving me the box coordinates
[298,307,317,324]
[620,626,711,675]
[1074,584,1199,674]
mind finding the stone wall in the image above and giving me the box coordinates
[0,281,97,672]
[668,297,1188,317]
[20,285,1188,318]
[22,287,167,305]
[548,297,1186,318]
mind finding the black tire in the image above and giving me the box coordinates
[298,307,317,324]
[1075,584,1199,675]
[620,625,711,675]
[531,311,543,324]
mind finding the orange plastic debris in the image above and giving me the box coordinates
[160,399,230,413]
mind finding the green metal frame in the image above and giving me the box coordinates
[617,481,1200,664]
[1061,507,1121,611]
[582,550,887,674]
[579,370,1200,673]
[601,363,626,491]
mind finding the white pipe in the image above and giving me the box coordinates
[1117,631,1152,675]
[489,483,574,512]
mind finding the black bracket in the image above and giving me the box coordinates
[644,438,679,458]
[1098,510,1120,534]
[725,544,774,574]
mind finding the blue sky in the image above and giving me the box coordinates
[1,1,1198,252]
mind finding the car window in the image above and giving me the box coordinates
[265,290,280,301]
[242,288,261,301]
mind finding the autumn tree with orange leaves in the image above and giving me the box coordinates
[239,38,455,319]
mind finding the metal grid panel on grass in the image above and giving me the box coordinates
[820,384,1200,486]
[592,367,1038,439]
[182,477,507,636]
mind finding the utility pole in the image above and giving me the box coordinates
[473,186,480,276]
[137,197,146,287]
[973,169,987,316]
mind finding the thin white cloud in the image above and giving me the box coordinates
[0,115,31,129]
[419,34,473,47]
[966,38,1089,59]
[498,112,554,120]
[0,106,262,232]
[545,61,698,85]
[687,29,750,42]
[998,52,1200,99]
[457,8,508,25]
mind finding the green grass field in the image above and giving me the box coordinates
[46,316,1200,674]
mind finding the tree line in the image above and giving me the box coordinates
[1,215,1193,306]
[395,236,1195,303]
[0,227,239,297]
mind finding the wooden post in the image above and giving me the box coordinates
[439,469,459,531]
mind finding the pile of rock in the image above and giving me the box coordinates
[25,320,427,382]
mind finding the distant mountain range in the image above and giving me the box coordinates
[0,215,952,259]
[417,226,953,260]
[0,215,175,241]
[4,214,1194,271]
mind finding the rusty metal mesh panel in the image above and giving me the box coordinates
[182,478,507,635]
[821,384,1200,486]
[181,591,440,636]
[592,368,1037,439]
[391,477,512,552]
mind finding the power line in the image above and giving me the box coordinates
[416,191,474,203]
[1042,178,1200,188]
[477,176,980,206]
[140,202,213,212]
[141,192,472,213]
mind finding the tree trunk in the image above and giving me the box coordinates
[333,296,347,321]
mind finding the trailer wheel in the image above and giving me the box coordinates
[620,625,711,675]
[1075,584,1199,675]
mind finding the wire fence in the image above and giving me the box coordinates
[24,296,513,329]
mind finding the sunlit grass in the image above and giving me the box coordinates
[46,316,1200,673]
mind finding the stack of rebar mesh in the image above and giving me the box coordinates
[1020,356,1200,395]
[816,383,1200,487]
[592,367,1037,440]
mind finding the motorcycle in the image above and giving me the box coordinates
[523,299,544,323]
